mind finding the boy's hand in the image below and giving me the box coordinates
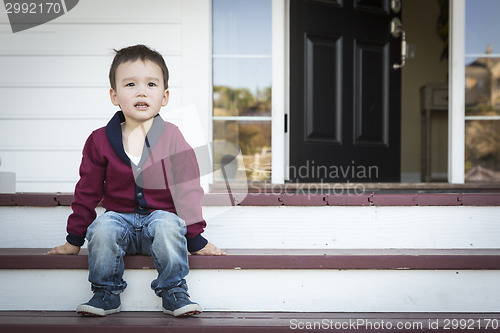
[191,242,226,256]
[48,242,81,255]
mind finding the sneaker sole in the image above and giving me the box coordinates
[163,303,202,317]
[76,304,121,317]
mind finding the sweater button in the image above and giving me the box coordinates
[137,192,143,199]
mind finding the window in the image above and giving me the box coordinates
[464,0,500,181]
[212,0,272,182]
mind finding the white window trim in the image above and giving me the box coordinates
[448,0,465,184]
[271,0,287,184]
[210,0,285,185]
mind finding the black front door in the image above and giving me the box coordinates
[289,0,402,182]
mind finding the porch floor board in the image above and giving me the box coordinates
[2,248,500,270]
[1,191,500,207]
[1,311,500,332]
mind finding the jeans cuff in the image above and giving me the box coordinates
[91,283,126,294]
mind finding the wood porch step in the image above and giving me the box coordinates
[1,192,500,207]
[1,311,500,333]
[3,248,500,270]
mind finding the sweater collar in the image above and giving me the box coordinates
[105,111,165,167]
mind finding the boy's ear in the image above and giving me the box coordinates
[109,88,120,106]
[162,89,170,107]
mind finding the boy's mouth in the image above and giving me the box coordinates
[134,102,150,110]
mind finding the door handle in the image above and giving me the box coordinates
[391,0,401,13]
[391,17,406,69]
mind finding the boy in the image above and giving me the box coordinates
[49,44,225,317]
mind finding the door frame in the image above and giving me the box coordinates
[271,0,465,184]
[448,0,465,184]
[271,0,288,184]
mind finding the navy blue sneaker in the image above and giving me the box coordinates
[76,290,121,316]
[162,284,202,317]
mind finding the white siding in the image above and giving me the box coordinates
[0,0,211,192]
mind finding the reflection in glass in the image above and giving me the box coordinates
[465,120,500,181]
[465,0,500,182]
[213,120,272,182]
[212,0,272,182]
[465,55,500,116]
[214,85,271,118]
[465,0,500,55]
[213,0,271,55]
[213,57,272,111]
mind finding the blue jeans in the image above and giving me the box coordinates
[86,210,189,296]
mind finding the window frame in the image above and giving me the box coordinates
[449,0,465,184]
[271,0,287,183]
[211,0,471,185]
[210,0,284,184]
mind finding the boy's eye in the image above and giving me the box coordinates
[126,83,135,87]
[148,82,157,87]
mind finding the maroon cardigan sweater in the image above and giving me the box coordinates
[66,111,208,252]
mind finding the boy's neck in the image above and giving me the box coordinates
[121,117,155,158]
[121,117,154,137]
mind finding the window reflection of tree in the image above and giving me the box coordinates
[464,45,500,180]
[213,86,272,181]
[465,120,500,181]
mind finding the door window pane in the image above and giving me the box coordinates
[213,120,272,181]
[465,120,500,181]
[465,56,500,116]
[212,0,272,182]
[464,0,500,181]
[213,58,272,117]
[213,0,271,55]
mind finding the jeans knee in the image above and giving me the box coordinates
[148,212,186,239]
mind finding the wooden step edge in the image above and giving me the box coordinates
[2,248,500,270]
[1,192,500,207]
[1,311,500,333]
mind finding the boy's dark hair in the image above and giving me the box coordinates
[109,44,169,90]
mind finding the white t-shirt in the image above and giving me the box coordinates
[125,150,141,166]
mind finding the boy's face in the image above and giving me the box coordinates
[109,60,169,124]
